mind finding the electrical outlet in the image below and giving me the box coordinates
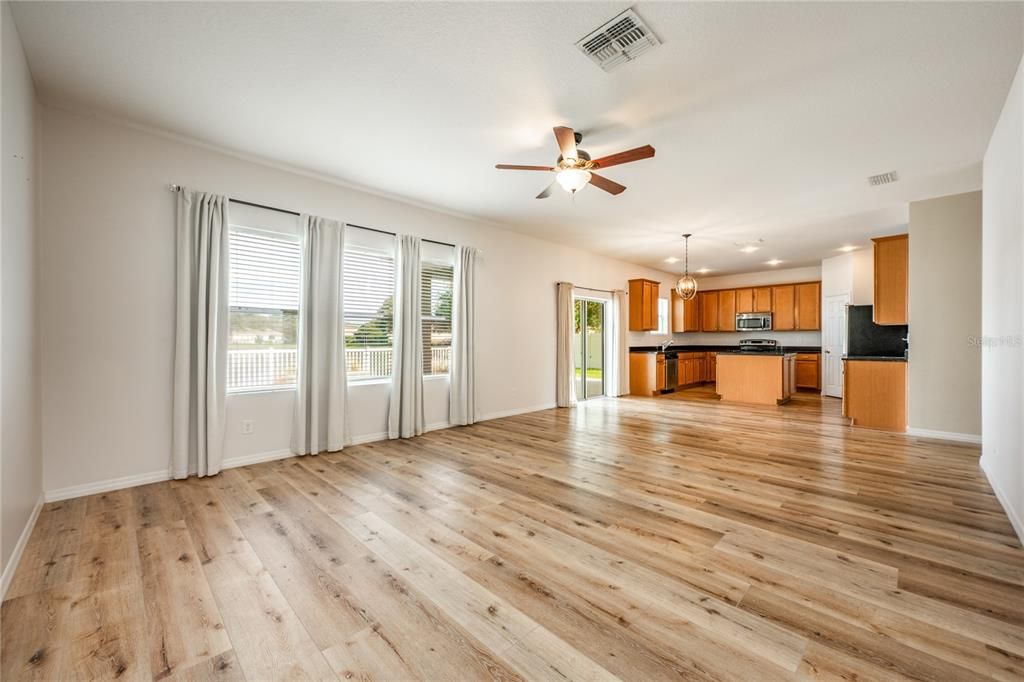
[241,420,254,435]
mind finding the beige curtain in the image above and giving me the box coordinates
[388,235,425,438]
[611,289,629,397]
[449,246,478,425]
[292,214,349,455]
[172,188,228,478]
[556,282,577,407]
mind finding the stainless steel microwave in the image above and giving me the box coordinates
[736,312,772,331]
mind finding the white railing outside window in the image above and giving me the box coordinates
[227,347,450,391]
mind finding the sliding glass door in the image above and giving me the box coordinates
[574,298,605,400]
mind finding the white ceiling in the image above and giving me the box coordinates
[11,1,1023,274]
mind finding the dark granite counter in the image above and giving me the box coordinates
[843,355,907,362]
[630,345,821,354]
[715,350,795,356]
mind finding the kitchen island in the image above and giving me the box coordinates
[715,351,796,405]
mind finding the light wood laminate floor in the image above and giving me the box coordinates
[4,389,1024,681]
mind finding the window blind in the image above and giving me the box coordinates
[344,244,395,381]
[229,229,301,311]
[421,261,454,376]
[227,227,301,392]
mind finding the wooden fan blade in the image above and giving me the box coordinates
[553,126,577,160]
[536,180,557,199]
[589,173,626,195]
[495,164,554,171]
[591,145,655,169]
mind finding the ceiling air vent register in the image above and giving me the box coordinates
[867,171,899,186]
[576,8,661,72]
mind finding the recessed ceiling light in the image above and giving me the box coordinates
[837,245,857,252]
[740,245,760,254]
[697,268,711,274]
[766,259,783,266]
[665,256,679,264]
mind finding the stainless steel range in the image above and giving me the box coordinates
[738,338,778,353]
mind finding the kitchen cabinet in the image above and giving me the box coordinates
[795,352,820,390]
[683,357,695,385]
[754,287,772,313]
[628,279,661,331]
[873,234,908,325]
[782,354,796,402]
[671,290,700,333]
[843,359,907,431]
[708,353,717,383]
[718,290,736,332]
[735,288,753,314]
[771,285,795,330]
[716,353,795,405]
[629,352,665,396]
[700,291,720,331]
[795,282,821,330]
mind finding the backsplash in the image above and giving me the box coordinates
[847,305,908,356]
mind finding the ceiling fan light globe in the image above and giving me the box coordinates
[676,275,698,300]
[556,168,591,194]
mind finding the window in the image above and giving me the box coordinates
[421,259,453,376]
[227,228,301,392]
[344,243,395,381]
[650,297,669,335]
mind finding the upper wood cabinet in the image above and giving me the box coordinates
[735,288,753,314]
[718,289,736,332]
[628,279,660,331]
[795,282,821,330]
[771,285,796,330]
[873,234,908,325]
[754,287,772,313]
[700,291,720,331]
[671,290,700,333]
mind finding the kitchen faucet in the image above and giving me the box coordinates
[660,338,673,351]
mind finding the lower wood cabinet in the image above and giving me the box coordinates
[843,359,907,431]
[629,350,720,395]
[795,352,820,390]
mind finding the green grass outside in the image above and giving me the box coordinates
[574,368,603,379]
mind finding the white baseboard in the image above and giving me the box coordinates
[980,456,1024,547]
[905,427,982,445]
[44,468,172,503]
[1,494,44,600]
[477,402,557,422]
[350,431,388,445]
[40,404,558,504]
[222,448,293,469]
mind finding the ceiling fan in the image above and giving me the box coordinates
[495,126,655,198]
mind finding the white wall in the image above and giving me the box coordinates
[37,105,679,495]
[981,55,1024,543]
[908,191,982,438]
[850,248,874,305]
[1,2,42,582]
[668,265,823,347]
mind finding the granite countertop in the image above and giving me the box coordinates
[843,355,907,362]
[630,345,821,354]
[715,350,797,356]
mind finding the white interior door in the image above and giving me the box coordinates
[823,294,849,397]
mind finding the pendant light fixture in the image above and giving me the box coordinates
[675,233,698,300]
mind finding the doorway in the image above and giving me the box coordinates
[574,298,606,400]
[823,293,849,398]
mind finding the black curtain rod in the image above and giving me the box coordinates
[573,285,617,294]
[170,185,456,248]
